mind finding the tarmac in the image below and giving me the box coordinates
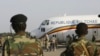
[43,48,65,56]
[43,44,66,56]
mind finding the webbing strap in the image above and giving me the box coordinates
[81,43,90,56]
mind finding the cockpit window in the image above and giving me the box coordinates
[41,20,49,25]
[45,20,49,25]
[41,20,45,25]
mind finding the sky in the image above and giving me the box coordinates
[0,0,100,33]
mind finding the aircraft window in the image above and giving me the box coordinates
[45,20,49,25]
[41,20,49,25]
[54,35,56,37]
[41,28,45,32]
[41,22,45,25]
[52,34,56,37]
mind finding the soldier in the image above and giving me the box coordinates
[92,31,97,42]
[44,34,50,51]
[66,35,72,47]
[2,14,43,56]
[50,35,57,51]
[60,23,100,56]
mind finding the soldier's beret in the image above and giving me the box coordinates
[10,14,27,23]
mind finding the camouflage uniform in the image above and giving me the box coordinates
[2,34,43,56]
[71,36,97,56]
[61,36,100,56]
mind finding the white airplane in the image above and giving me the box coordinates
[31,14,100,43]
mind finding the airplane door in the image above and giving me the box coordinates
[57,32,65,43]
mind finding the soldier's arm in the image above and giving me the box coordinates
[96,46,100,56]
[2,39,10,56]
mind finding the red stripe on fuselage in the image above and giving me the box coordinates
[48,24,100,34]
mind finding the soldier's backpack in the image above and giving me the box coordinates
[60,38,100,56]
